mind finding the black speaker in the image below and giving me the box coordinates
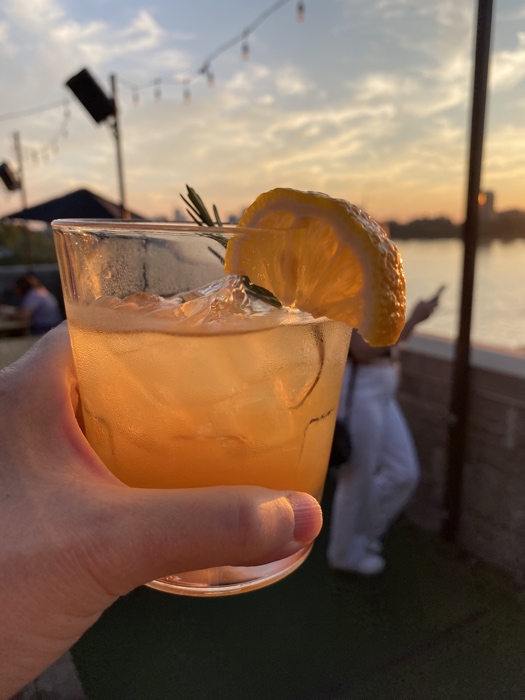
[65,68,116,124]
[0,162,20,191]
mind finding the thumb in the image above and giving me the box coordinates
[90,485,323,596]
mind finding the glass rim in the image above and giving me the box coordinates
[51,219,261,236]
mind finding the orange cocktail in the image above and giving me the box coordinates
[53,220,350,596]
[67,292,349,500]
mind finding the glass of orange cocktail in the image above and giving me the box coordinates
[52,219,351,596]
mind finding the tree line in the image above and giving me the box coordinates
[2,208,525,267]
[388,210,525,241]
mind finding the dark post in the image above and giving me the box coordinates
[65,68,129,219]
[109,74,128,219]
[13,131,33,270]
[0,162,19,191]
[442,0,494,542]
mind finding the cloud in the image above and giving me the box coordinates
[275,65,313,96]
[121,9,164,41]
[2,0,525,225]
[338,0,473,125]
[257,94,275,106]
[491,31,525,90]
[344,51,470,124]
[0,20,15,56]
[49,10,166,66]
[4,0,64,30]
[350,73,418,101]
[225,64,271,92]
[371,0,471,26]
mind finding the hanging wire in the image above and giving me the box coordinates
[0,0,303,122]
[16,103,72,167]
[115,0,299,101]
[241,40,250,60]
[154,78,162,101]
[192,0,292,80]
[0,98,71,123]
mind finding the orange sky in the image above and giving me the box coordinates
[1,0,525,223]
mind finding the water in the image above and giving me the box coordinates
[395,238,525,352]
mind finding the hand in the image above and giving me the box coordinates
[408,296,439,326]
[0,324,322,698]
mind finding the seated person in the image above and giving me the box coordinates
[11,273,63,335]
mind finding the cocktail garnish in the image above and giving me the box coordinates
[225,187,406,346]
[180,184,223,227]
[182,185,281,309]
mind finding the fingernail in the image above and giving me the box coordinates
[287,493,323,544]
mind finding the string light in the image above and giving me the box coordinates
[15,102,71,168]
[241,31,250,60]
[108,1,303,107]
[0,0,304,122]
[154,78,162,101]
[0,0,305,169]
[199,63,215,88]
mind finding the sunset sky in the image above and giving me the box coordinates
[1,0,525,223]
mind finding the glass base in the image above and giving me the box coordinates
[146,544,312,597]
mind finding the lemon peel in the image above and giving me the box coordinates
[225,187,406,346]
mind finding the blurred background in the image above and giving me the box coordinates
[1,0,525,349]
[2,4,525,699]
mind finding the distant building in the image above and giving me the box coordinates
[174,208,188,222]
[4,188,144,223]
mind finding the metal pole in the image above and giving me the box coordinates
[13,131,33,270]
[13,131,28,211]
[441,0,494,543]
[109,74,128,219]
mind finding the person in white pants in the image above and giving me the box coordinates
[327,295,440,575]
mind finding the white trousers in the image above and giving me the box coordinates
[327,362,420,569]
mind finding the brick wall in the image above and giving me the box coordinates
[399,334,525,585]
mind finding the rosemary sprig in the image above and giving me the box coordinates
[213,204,223,226]
[180,185,281,309]
[180,185,221,227]
[181,186,324,412]
[241,276,282,308]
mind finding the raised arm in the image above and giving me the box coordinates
[350,295,440,363]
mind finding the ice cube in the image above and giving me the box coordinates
[149,275,286,329]
[210,383,297,446]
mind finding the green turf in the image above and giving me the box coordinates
[72,479,525,699]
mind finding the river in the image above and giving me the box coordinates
[1,239,524,352]
[395,237,525,352]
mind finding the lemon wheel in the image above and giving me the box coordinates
[225,187,406,346]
